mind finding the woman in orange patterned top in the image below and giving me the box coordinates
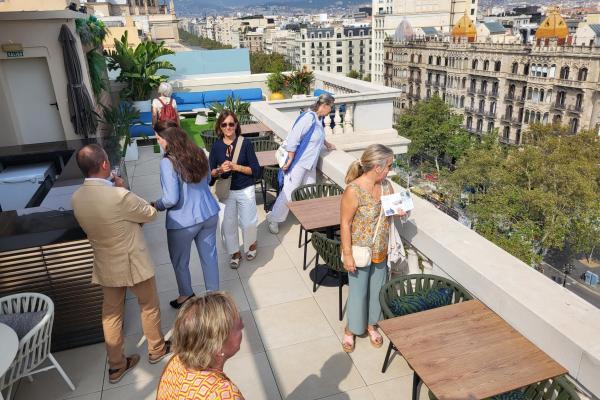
[157,292,244,400]
[340,144,406,353]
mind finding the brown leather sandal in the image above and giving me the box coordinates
[108,354,140,384]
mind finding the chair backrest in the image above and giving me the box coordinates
[311,232,345,273]
[523,376,580,400]
[379,274,473,319]
[262,166,280,190]
[201,130,217,152]
[252,139,279,152]
[0,292,54,389]
[291,183,344,202]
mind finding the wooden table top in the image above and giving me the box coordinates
[256,150,277,167]
[287,195,342,231]
[241,122,271,135]
[378,300,567,400]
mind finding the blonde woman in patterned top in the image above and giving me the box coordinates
[157,292,244,400]
[340,144,406,353]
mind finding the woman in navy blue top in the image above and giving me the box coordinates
[209,111,261,269]
[153,126,220,309]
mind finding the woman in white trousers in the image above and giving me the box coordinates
[209,111,261,268]
[266,94,337,234]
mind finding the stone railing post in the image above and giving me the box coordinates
[333,106,343,134]
[324,113,333,135]
[343,103,354,134]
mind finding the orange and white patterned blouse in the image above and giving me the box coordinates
[157,355,244,400]
[348,179,391,264]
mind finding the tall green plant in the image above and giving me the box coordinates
[209,96,252,124]
[286,69,314,95]
[101,102,140,152]
[266,71,286,93]
[105,32,176,101]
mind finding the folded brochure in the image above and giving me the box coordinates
[381,189,414,216]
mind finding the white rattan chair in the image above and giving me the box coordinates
[0,293,74,399]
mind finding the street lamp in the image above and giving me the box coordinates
[562,263,574,287]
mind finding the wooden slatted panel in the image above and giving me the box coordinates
[0,240,103,351]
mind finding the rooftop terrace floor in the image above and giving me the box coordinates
[11,146,428,400]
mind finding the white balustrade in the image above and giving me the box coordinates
[333,107,343,135]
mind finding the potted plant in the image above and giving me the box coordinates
[209,96,252,124]
[267,71,286,100]
[105,31,176,112]
[101,102,141,161]
[286,68,315,98]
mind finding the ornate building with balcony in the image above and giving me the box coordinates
[383,10,600,144]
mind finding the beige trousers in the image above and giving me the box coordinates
[102,277,165,370]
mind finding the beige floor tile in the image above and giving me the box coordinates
[130,174,160,191]
[234,310,265,358]
[267,336,366,400]
[237,243,295,278]
[320,387,375,400]
[314,288,350,340]
[103,334,172,389]
[101,380,158,400]
[348,337,412,385]
[224,352,281,400]
[131,185,163,202]
[13,343,106,400]
[368,374,429,400]
[67,393,102,400]
[189,247,240,283]
[242,269,312,310]
[219,278,251,312]
[253,298,334,350]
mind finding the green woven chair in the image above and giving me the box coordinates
[252,139,279,153]
[291,183,344,270]
[200,130,218,152]
[311,232,347,320]
[261,166,280,211]
[380,274,472,373]
[428,376,580,400]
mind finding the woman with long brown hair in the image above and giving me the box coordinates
[209,110,261,269]
[153,127,220,309]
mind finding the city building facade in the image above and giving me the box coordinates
[295,26,372,75]
[384,11,600,144]
[371,0,478,85]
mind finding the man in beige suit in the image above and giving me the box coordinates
[71,144,170,384]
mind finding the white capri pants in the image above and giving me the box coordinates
[268,166,316,223]
[221,185,258,255]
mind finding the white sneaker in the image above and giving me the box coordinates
[268,220,279,234]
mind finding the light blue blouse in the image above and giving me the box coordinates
[154,157,220,230]
[284,111,326,171]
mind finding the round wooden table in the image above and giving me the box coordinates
[0,323,18,400]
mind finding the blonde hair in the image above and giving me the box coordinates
[345,144,394,184]
[172,292,239,370]
[158,82,173,97]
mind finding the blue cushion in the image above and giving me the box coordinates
[177,102,206,113]
[424,287,454,308]
[232,88,263,101]
[172,91,204,104]
[0,311,45,339]
[203,90,233,104]
[389,293,429,316]
[136,112,152,124]
[491,390,525,400]
[129,123,154,138]
[388,287,455,317]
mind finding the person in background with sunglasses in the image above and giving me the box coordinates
[209,111,261,269]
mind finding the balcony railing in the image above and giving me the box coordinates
[486,111,497,118]
[501,114,512,122]
[489,90,499,98]
[553,102,566,110]
[568,105,583,113]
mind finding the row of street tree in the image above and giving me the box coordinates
[397,97,600,267]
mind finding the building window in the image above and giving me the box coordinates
[337,33,341,38]
[559,66,570,79]
[360,30,364,36]
[511,62,518,74]
[494,61,501,72]
[570,118,579,133]
[472,59,478,70]
[523,63,529,75]
[578,67,588,81]
[428,55,433,64]
[471,8,475,15]
[348,31,353,37]
[483,60,489,70]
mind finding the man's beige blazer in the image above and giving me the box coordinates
[71,180,157,287]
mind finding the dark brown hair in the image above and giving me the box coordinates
[156,127,209,183]
[76,144,108,177]
[214,110,241,139]
[154,119,178,134]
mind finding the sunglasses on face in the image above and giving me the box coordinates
[220,122,236,128]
